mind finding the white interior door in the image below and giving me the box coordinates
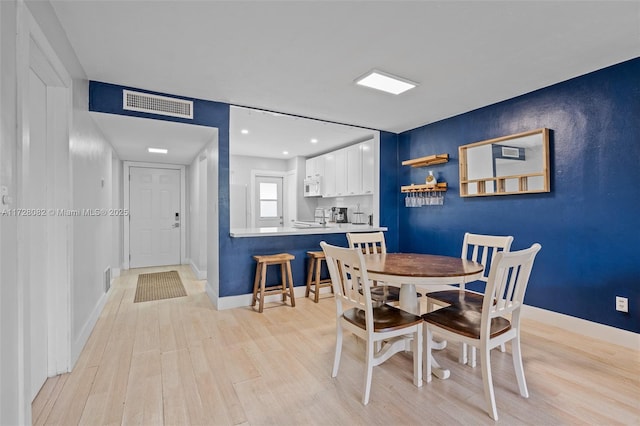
[129,167,181,267]
[27,68,49,402]
[255,175,283,227]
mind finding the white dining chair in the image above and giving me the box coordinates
[320,241,423,405]
[426,232,513,366]
[423,243,541,421]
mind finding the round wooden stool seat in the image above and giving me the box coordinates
[251,253,296,313]
[305,251,333,303]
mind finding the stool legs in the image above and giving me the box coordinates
[305,256,316,300]
[252,254,295,313]
[313,256,322,303]
[286,260,295,307]
[252,261,262,309]
[305,252,333,303]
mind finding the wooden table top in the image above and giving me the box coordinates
[362,253,483,279]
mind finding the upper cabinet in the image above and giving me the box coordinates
[307,138,375,198]
[346,144,362,195]
[305,156,323,179]
[322,152,336,197]
[361,139,374,194]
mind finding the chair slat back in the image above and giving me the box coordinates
[461,233,514,288]
[482,243,541,326]
[347,232,387,255]
[321,242,374,326]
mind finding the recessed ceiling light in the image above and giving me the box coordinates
[241,129,249,134]
[311,138,318,144]
[282,151,289,155]
[355,69,418,95]
[148,147,168,154]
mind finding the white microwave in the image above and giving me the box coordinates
[304,177,322,197]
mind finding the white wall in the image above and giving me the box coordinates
[205,132,220,307]
[188,149,209,279]
[0,2,21,423]
[292,156,316,221]
[0,2,122,422]
[70,79,119,363]
[112,153,123,274]
[229,154,288,186]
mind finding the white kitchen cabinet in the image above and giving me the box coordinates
[322,152,336,197]
[306,138,376,198]
[305,156,323,179]
[346,144,362,195]
[361,139,374,194]
[334,148,347,196]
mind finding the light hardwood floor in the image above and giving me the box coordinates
[33,265,639,425]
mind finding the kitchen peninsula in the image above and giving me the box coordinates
[230,223,387,238]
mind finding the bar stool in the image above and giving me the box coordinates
[251,253,296,313]
[305,251,333,303]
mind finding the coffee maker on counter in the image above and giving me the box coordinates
[331,207,349,223]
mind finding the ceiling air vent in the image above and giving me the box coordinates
[123,89,193,119]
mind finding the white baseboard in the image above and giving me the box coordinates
[521,305,639,350]
[111,267,121,278]
[70,289,109,368]
[205,279,219,310]
[189,260,207,280]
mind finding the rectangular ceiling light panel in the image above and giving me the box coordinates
[123,89,193,119]
[355,70,417,95]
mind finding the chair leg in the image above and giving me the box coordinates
[512,336,529,398]
[480,343,498,421]
[424,325,433,383]
[459,342,468,365]
[499,342,506,352]
[332,324,343,378]
[362,338,375,405]
[469,346,477,368]
[413,324,423,387]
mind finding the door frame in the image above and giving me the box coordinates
[123,161,186,270]
[16,2,73,420]
[249,170,287,227]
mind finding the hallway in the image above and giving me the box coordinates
[31,266,639,425]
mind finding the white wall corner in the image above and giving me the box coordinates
[205,279,219,310]
[521,305,639,351]
[189,259,206,280]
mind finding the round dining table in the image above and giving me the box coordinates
[362,252,484,379]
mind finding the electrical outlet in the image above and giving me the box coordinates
[615,296,628,313]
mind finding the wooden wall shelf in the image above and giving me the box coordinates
[401,182,447,193]
[401,153,449,168]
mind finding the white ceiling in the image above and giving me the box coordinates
[50,1,640,163]
[230,106,375,159]
[91,112,217,165]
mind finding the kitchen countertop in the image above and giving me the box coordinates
[230,223,388,238]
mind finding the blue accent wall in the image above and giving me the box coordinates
[396,58,640,333]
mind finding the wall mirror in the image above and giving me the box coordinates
[459,128,550,197]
